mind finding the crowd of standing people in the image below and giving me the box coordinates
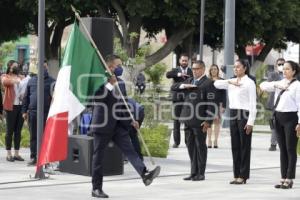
[166,54,300,190]
[0,54,299,199]
[1,60,55,166]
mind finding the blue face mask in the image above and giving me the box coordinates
[114,65,123,77]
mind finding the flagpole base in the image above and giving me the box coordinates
[35,167,47,179]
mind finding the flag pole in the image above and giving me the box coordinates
[71,6,156,165]
[35,0,46,179]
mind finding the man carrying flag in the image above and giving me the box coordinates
[36,22,160,199]
[89,55,160,198]
[36,22,107,169]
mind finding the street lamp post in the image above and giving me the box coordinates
[35,0,46,179]
[224,0,235,78]
[199,0,205,60]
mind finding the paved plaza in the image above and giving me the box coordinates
[0,127,299,200]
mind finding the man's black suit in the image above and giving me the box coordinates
[166,67,193,146]
[172,76,215,177]
[89,83,146,190]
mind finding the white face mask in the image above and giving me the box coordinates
[277,65,283,72]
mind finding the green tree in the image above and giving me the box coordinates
[145,62,167,92]
[0,42,16,67]
[4,0,300,76]
[0,1,32,44]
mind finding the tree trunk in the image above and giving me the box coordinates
[236,45,247,59]
[126,17,142,57]
[47,58,60,78]
[50,23,64,60]
[144,28,194,69]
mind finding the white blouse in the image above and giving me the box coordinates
[214,75,257,126]
[260,79,300,123]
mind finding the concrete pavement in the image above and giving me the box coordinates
[0,127,299,200]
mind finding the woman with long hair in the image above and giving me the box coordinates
[1,60,25,162]
[207,64,226,148]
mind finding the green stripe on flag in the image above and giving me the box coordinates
[63,22,109,104]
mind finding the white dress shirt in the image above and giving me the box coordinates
[179,74,206,89]
[105,82,114,91]
[214,75,257,126]
[260,78,300,123]
[177,67,188,77]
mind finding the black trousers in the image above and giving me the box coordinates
[274,111,298,179]
[129,127,143,161]
[5,105,24,150]
[92,125,146,190]
[27,110,48,159]
[136,83,145,94]
[184,126,207,176]
[229,109,252,179]
[173,102,183,145]
[28,111,37,159]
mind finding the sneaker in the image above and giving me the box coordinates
[142,166,161,186]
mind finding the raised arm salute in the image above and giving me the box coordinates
[214,59,257,185]
[260,60,300,189]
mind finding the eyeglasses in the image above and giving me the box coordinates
[277,63,284,66]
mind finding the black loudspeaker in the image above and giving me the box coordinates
[60,135,93,176]
[60,135,124,176]
[80,17,114,58]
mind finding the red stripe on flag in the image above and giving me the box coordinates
[36,112,69,169]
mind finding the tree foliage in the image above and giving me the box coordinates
[1,0,300,74]
[0,42,16,66]
[0,0,32,44]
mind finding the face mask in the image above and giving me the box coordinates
[114,65,123,77]
[277,65,283,72]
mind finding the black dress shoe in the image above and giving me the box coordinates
[183,175,195,181]
[13,155,25,161]
[92,189,109,198]
[192,175,205,181]
[268,145,277,151]
[142,166,161,186]
[172,144,179,148]
[281,181,293,189]
[235,178,247,184]
[6,156,14,162]
[27,158,37,166]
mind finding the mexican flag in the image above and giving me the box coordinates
[36,22,109,169]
